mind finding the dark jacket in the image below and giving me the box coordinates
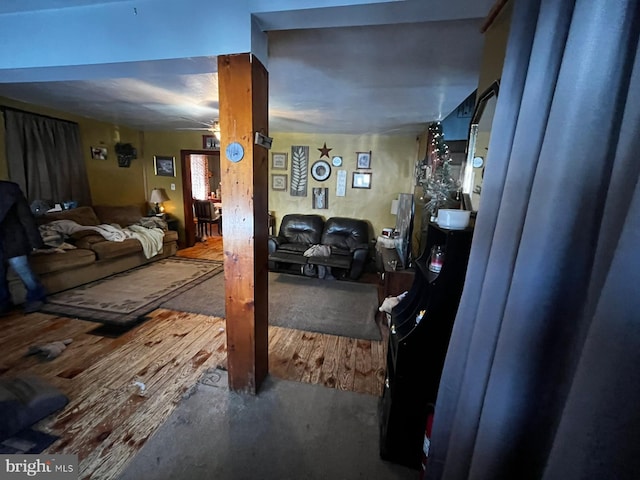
[0,181,43,259]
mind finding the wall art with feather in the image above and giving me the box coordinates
[290,145,309,197]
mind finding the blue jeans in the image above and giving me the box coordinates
[0,255,47,306]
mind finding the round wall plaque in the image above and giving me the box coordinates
[311,160,331,181]
[225,142,244,163]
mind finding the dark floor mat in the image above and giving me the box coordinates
[0,428,59,454]
[87,322,140,338]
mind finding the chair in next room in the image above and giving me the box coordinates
[193,200,222,238]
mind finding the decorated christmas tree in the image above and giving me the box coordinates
[421,122,459,217]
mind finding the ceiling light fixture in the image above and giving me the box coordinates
[211,120,221,141]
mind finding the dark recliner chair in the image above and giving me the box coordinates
[268,214,324,270]
[268,214,370,280]
[307,217,369,279]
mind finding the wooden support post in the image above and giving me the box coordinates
[217,53,269,394]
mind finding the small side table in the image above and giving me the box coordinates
[378,247,414,298]
[148,214,179,231]
[165,216,179,232]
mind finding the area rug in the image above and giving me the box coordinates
[41,257,224,326]
[161,272,382,341]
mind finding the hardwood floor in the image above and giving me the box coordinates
[176,235,224,261]
[0,309,227,479]
[177,235,388,396]
[0,235,388,479]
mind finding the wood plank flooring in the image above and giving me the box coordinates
[0,235,388,479]
[176,235,224,261]
[178,236,387,395]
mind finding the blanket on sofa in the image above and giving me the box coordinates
[40,220,165,259]
[127,224,165,258]
[42,219,128,241]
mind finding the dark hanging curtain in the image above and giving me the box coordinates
[426,0,640,479]
[3,108,92,206]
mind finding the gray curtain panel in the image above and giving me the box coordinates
[427,0,640,479]
[4,109,92,206]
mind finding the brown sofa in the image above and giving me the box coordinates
[8,205,178,304]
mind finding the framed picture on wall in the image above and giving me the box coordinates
[336,169,347,197]
[90,146,107,160]
[272,152,288,170]
[352,172,372,189]
[272,174,288,191]
[154,156,176,177]
[202,135,219,150]
[356,151,371,169]
[312,188,329,209]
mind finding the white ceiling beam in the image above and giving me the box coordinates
[0,0,253,72]
[253,0,493,31]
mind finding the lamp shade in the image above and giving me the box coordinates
[150,188,170,204]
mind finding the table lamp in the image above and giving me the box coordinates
[150,188,170,214]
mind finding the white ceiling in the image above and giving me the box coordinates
[0,0,495,136]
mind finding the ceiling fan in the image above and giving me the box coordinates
[177,117,220,136]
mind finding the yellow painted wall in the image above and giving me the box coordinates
[2,97,420,245]
[468,2,513,210]
[82,123,145,207]
[268,132,418,238]
[140,131,209,242]
[471,130,492,209]
[143,131,418,244]
[477,1,513,95]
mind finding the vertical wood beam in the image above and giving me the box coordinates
[217,53,269,394]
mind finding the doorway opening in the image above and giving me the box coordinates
[180,150,221,247]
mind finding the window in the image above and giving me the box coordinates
[190,155,209,200]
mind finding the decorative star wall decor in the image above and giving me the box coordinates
[318,142,332,158]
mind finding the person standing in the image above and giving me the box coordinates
[0,180,47,314]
